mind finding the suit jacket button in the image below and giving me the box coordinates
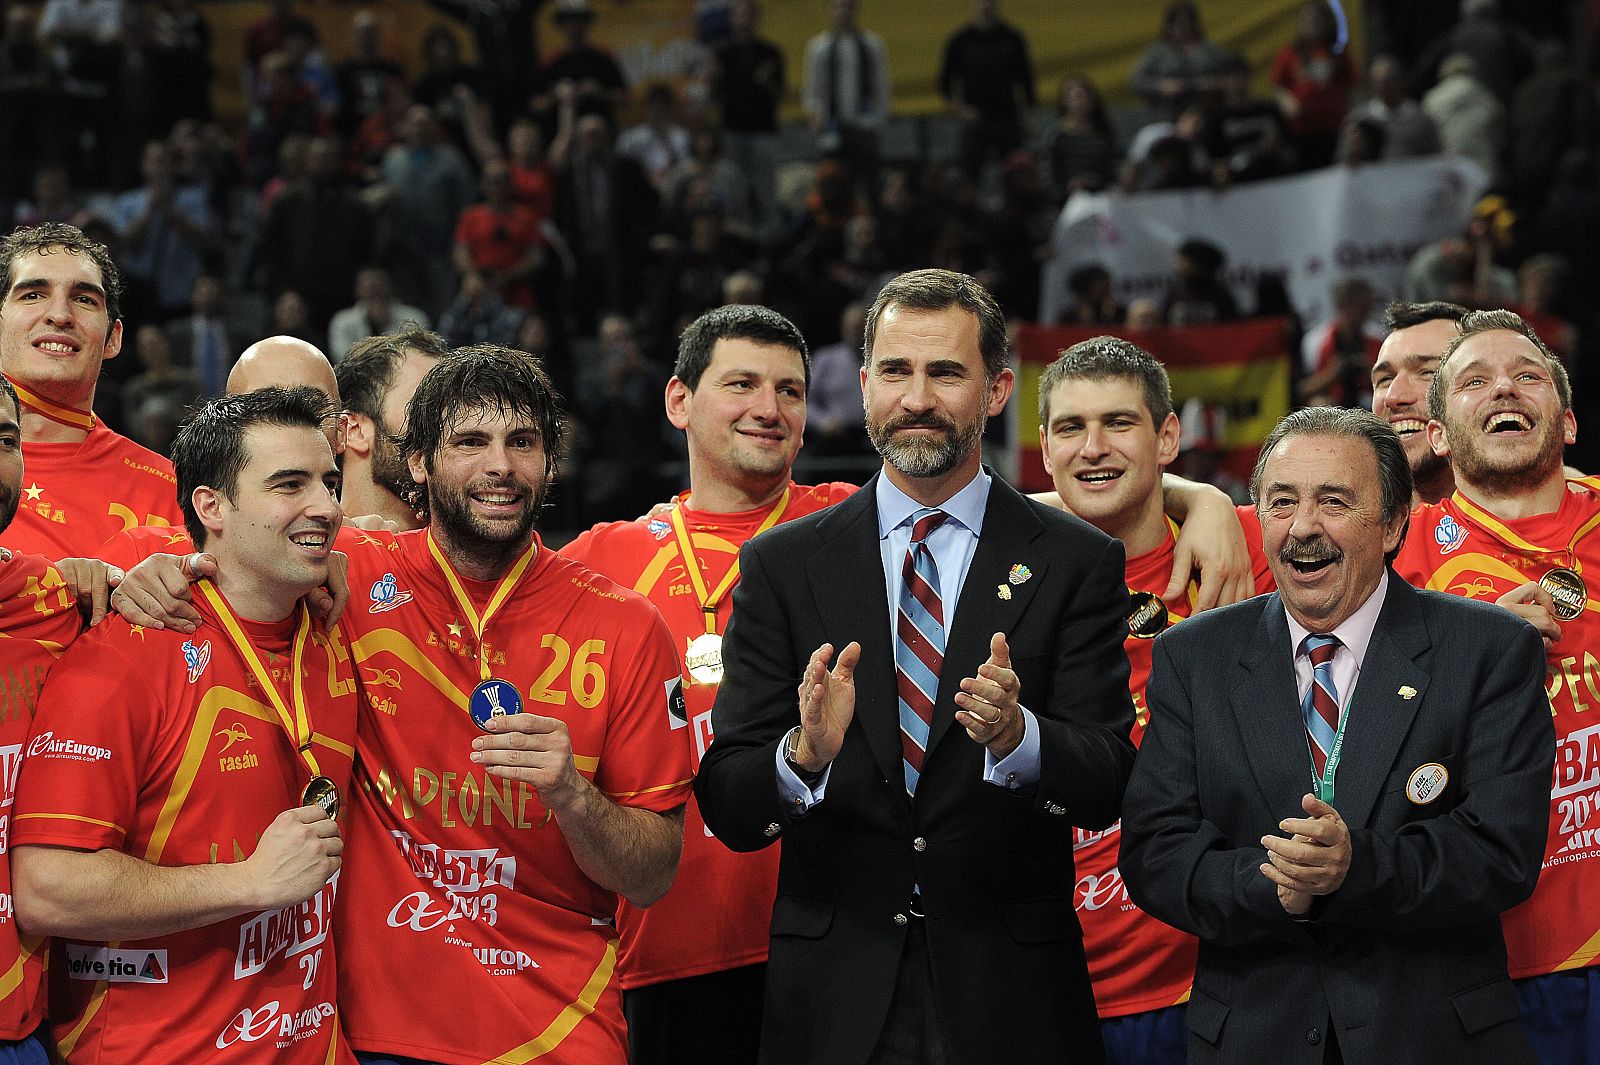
[912,836,927,852]
[893,913,908,926]
[1306,1029,1321,1046]
[764,822,781,837]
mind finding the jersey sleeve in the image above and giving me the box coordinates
[1,554,84,649]
[1235,503,1277,594]
[592,601,693,814]
[12,630,154,852]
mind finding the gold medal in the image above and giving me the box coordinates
[1126,590,1170,639]
[301,776,340,820]
[684,632,725,685]
[1540,567,1588,621]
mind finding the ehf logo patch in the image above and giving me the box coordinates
[647,519,671,540]
[1434,515,1467,555]
[182,639,212,684]
[368,572,414,614]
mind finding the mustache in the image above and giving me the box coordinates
[1279,536,1342,565]
[885,412,957,433]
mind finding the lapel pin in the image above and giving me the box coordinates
[1008,564,1032,586]
[997,584,1012,601]
[1398,685,1417,700]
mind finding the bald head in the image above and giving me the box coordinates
[228,336,343,451]
[228,336,340,403]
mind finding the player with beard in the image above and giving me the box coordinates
[1391,309,1599,1064]
[336,328,446,530]
[1037,338,1274,1065]
[324,345,692,1065]
[1370,301,1466,506]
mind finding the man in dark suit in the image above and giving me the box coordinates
[1120,406,1552,1065]
[696,269,1136,1065]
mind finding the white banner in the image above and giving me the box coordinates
[1040,158,1490,327]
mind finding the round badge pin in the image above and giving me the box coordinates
[470,678,524,731]
[1405,763,1448,806]
[1126,591,1170,639]
[684,632,725,685]
[302,776,341,820]
[1539,567,1587,622]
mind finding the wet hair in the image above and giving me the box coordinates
[172,387,338,547]
[864,269,1010,380]
[398,344,568,487]
[675,304,810,391]
[1037,335,1173,427]
[0,222,123,322]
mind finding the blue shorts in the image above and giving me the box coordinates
[0,1030,49,1065]
[1101,1003,1187,1065]
[1517,966,1600,1065]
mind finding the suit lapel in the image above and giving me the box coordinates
[1325,576,1430,827]
[805,478,901,789]
[1232,595,1319,812]
[929,480,1044,755]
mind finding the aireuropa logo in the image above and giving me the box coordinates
[27,732,112,763]
[215,1000,335,1049]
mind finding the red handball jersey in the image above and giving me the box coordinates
[11,583,359,1063]
[9,421,179,560]
[562,482,856,990]
[334,529,694,1065]
[1079,506,1274,1018]
[1393,483,1600,980]
[98,523,195,570]
[0,550,84,1040]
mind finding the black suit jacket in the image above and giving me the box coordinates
[1120,575,1552,1065]
[696,472,1136,1065]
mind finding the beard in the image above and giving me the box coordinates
[370,431,420,513]
[426,476,543,570]
[0,484,16,536]
[1444,414,1566,497]
[868,410,984,479]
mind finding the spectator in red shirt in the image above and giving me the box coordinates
[506,116,555,222]
[1271,0,1356,170]
[453,159,546,310]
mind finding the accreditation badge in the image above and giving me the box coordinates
[470,678,524,730]
[1126,591,1170,639]
[684,632,725,685]
[302,776,341,820]
[1540,567,1588,622]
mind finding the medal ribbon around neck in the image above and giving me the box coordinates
[670,487,791,635]
[196,581,321,778]
[425,529,538,682]
[1450,490,1600,573]
[5,375,96,432]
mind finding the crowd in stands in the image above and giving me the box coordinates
[4,0,1596,520]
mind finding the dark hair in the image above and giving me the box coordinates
[0,375,17,422]
[1250,406,1413,562]
[1381,300,1468,332]
[1428,308,1571,420]
[0,222,123,323]
[1068,264,1110,298]
[399,344,568,487]
[675,304,810,391]
[864,269,1010,380]
[172,387,338,547]
[337,327,450,421]
[1038,335,1174,427]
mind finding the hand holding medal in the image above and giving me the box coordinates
[469,712,586,812]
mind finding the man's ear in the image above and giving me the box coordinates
[192,485,227,540]
[344,413,376,460]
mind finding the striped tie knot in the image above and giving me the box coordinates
[1303,633,1339,665]
[910,508,948,544]
[1300,633,1342,780]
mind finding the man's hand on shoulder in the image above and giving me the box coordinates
[54,556,123,627]
[111,552,214,632]
[1165,481,1253,612]
[1497,580,1561,647]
